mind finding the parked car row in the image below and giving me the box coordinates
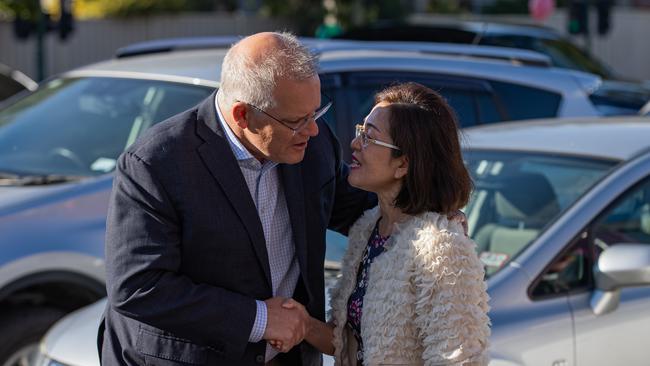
[0,36,648,365]
[37,116,650,366]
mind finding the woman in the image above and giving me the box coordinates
[277,82,490,365]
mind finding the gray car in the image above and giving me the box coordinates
[0,38,616,364]
[37,116,650,366]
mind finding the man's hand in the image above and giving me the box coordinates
[263,297,309,352]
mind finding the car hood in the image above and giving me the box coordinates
[0,175,114,261]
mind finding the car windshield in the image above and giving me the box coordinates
[464,150,616,276]
[0,77,213,177]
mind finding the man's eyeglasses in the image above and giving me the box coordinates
[355,124,401,151]
[245,95,332,135]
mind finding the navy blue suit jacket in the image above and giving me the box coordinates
[100,93,372,365]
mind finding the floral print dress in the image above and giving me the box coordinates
[346,218,389,364]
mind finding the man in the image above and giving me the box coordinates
[100,32,372,365]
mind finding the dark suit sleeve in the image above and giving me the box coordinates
[105,151,256,358]
[322,124,377,235]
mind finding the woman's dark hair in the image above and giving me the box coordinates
[375,82,472,215]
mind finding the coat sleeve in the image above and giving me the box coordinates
[413,226,491,366]
[105,151,257,359]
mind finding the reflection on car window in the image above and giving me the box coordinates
[0,77,213,177]
[464,150,615,276]
[593,177,650,253]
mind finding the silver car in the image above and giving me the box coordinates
[38,117,650,366]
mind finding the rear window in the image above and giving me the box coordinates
[490,80,562,120]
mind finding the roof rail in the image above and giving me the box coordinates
[115,36,242,58]
[116,36,551,67]
[304,38,551,67]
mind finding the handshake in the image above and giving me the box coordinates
[262,296,311,353]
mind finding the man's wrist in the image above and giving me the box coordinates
[248,300,267,342]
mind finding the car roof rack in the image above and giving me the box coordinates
[116,36,551,68]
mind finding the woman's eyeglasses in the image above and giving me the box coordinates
[354,124,400,151]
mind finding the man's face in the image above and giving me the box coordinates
[244,75,321,164]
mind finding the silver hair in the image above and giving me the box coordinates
[218,32,318,110]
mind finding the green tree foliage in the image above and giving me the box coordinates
[262,0,326,35]
[335,0,411,31]
[88,0,236,17]
[0,0,41,21]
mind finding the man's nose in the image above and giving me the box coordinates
[299,118,319,137]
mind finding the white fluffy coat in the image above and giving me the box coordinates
[329,206,490,365]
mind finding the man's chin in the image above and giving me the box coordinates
[282,151,307,165]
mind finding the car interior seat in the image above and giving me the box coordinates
[474,172,561,259]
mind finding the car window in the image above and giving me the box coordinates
[0,73,26,101]
[489,80,561,120]
[593,177,650,251]
[531,176,650,298]
[480,35,614,79]
[531,236,591,298]
[464,150,615,276]
[332,71,502,129]
[0,77,213,177]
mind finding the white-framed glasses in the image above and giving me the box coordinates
[354,124,400,151]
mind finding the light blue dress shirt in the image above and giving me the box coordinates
[215,93,300,361]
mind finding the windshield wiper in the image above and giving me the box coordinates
[0,174,84,186]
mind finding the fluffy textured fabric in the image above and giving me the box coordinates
[329,207,491,366]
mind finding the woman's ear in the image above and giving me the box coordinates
[394,156,409,180]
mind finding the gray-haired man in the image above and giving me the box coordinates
[100,32,373,365]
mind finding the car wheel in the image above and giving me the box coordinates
[0,307,66,366]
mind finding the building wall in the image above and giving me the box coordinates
[0,9,648,82]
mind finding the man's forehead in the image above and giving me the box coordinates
[272,77,321,114]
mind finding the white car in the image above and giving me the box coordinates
[37,117,650,366]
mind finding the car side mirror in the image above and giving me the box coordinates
[591,244,650,315]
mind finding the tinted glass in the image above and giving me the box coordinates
[480,35,615,79]
[490,80,561,120]
[593,177,650,249]
[0,73,26,101]
[340,83,482,129]
[532,176,650,297]
[0,77,213,177]
[464,150,615,276]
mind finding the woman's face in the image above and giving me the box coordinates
[348,102,407,195]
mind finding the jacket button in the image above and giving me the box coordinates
[255,355,264,363]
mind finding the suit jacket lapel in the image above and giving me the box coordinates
[279,163,312,303]
[194,93,272,291]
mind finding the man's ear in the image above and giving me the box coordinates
[394,156,409,180]
[231,102,250,129]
